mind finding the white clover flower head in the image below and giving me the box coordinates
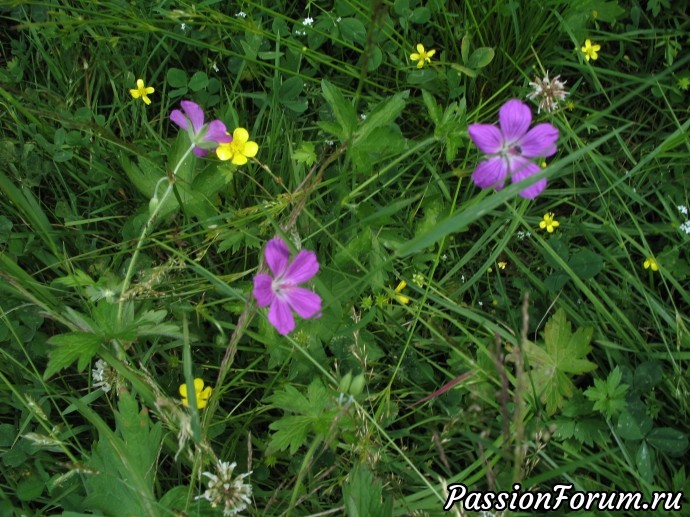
[92,359,112,393]
[527,72,568,113]
[195,460,253,516]
[303,17,314,26]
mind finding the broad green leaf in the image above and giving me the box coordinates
[408,7,431,24]
[45,332,102,379]
[353,90,408,146]
[321,80,357,140]
[568,249,604,279]
[268,415,313,454]
[523,308,597,415]
[188,71,208,92]
[467,47,495,69]
[343,465,393,517]
[617,406,653,440]
[647,427,689,455]
[166,67,187,88]
[421,89,441,125]
[279,76,304,100]
[633,360,663,393]
[636,441,654,483]
[339,17,366,44]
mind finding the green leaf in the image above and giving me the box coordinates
[268,416,313,454]
[343,465,393,517]
[279,76,304,100]
[617,406,653,440]
[353,91,408,146]
[568,249,604,280]
[522,308,597,415]
[188,71,209,92]
[339,17,366,44]
[633,360,663,393]
[408,7,431,24]
[467,47,495,69]
[45,332,102,379]
[584,366,628,418]
[321,80,357,140]
[636,441,654,483]
[292,142,317,166]
[460,34,470,64]
[166,67,187,88]
[421,89,441,125]
[16,476,44,502]
[647,428,689,455]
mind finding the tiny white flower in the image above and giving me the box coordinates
[336,17,342,22]
[680,220,690,235]
[235,11,246,18]
[212,62,219,73]
[461,274,465,283]
[478,300,483,307]
[677,204,689,216]
[303,17,314,26]
[360,113,367,120]
[325,139,334,146]
[180,23,187,31]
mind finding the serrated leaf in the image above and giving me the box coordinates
[45,332,102,379]
[421,90,441,125]
[343,465,393,517]
[523,308,597,415]
[353,90,408,146]
[268,415,313,454]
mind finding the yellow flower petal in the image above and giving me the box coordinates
[426,49,436,59]
[232,153,248,166]
[243,141,259,158]
[416,43,425,54]
[233,127,250,144]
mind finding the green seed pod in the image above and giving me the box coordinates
[148,197,159,215]
[338,372,353,393]
[349,373,365,396]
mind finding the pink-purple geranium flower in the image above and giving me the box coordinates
[468,99,559,199]
[170,100,232,157]
[253,237,322,335]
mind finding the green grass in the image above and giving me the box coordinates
[1,0,689,515]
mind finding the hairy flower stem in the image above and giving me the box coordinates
[116,143,196,328]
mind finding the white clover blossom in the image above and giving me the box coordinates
[195,460,253,516]
[92,359,112,393]
[303,17,314,26]
[527,72,568,113]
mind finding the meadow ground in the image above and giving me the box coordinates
[1,1,689,515]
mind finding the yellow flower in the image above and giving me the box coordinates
[581,39,601,61]
[410,43,436,69]
[129,78,155,105]
[179,378,212,409]
[497,261,507,270]
[216,127,259,165]
[539,213,560,233]
[643,257,659,272]
[393,280,410,305]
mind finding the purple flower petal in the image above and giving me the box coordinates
[253,274,275,307]
[468,124,503,154]
[205,120,232,144]
[499,99,531,143]
[510,158,545,199]
[284,250,319,283]
[170,109,188,130]
[472,156,508,190]
[265,238,290,277]
[180,100,205,134]
[193,147,208,157]
[286,287,321,319]
[518,123,559,158]
[268,298,295,335]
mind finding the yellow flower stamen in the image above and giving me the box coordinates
[216,127,259,165]
[410,43,436,69]
[581,39,601,61]
[539,213,560,233]
[129,78,155,105]
[393,280,410,305]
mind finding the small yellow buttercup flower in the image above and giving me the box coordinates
[179,378,212,409]
[498,261,507,270]
[216,127,259,165]
[643,257,659,272]
[581,39,601,61]
[393,280,410,305]
[129,78,155,105]
[410,43,436,69]
[539,213,560,233]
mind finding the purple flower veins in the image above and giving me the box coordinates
[253,237,322,335]
[468,99,559,199]
[170,100,232,157]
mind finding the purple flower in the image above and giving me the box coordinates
[170,100,232,157]
[253,237,322,335]
[468,99,559,199]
